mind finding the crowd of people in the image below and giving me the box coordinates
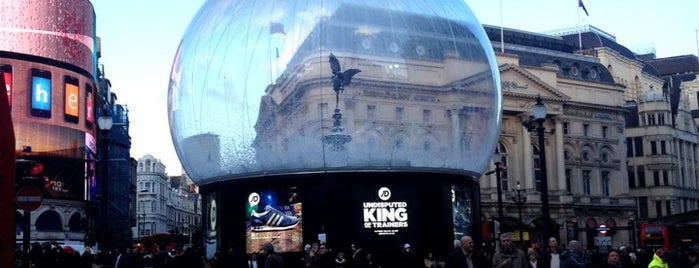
[13,236,699,268]
[439,232,699,268]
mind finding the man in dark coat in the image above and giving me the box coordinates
[445,235,485,268]
[261,243,284,268]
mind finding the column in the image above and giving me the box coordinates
[522,126,533,189]
[555,117,565,192]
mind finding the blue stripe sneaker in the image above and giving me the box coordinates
[251,205,299,231]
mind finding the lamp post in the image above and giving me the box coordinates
[512,181,527,243]
[531,96,552,240]
[97,109,113,251]
[486,149,505,237]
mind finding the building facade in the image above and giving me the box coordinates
[135,155,201,244]
[2,0,98,250]
[478,24,699,250]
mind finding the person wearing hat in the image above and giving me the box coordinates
[260,243,283,268]
[687,246,699,268]
[647,248,669,268]
[398,243,421,268]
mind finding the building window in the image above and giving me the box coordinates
[583,124,589,136]
[626,138,633,157]
[565,169,572,193]
[639,197,649,219]
[650,141,657,155]
[423,109,431,124]
[582,170,591,195]
[663,171,669,186]
[602,171,610,196]
[533,146,542,192]
[658,113,665,125]
[647,114,656,125]
[582,151,590,162]
[564,149,571,160]
[656,201,663,217]
[627,166,636,188]
[395,107,404,122]
[634,137,644,156]
[563,122,569,134]
[637,166,646,187]
[602,126,608,138]
[367,105,376,120]
[660,141,666,154]
[499,143,510,192]
[653,171,660,186]
[320,103,328,118]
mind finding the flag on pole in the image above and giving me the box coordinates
[270,22,286,35]
[578,0,589,16]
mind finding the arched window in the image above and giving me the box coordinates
[36,210,62,231]
[68,212,83,231]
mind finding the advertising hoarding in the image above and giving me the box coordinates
[245,186,302,254]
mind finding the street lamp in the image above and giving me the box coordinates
[532,96,552,240]
[512,181,527,243]
[486,148,505,237]
[523,96,553,240]
[97,109,113,251]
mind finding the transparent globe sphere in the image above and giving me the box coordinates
[168,0,502,185]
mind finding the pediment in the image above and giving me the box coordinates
[499,64,570,101]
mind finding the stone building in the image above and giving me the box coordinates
[478,24,699,249]
[135,154,201,244]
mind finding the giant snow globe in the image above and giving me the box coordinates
[168,0,502,185]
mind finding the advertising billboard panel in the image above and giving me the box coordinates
[245,186,302,254]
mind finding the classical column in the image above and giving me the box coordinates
[555,117,565,192]
[522,126,533,189]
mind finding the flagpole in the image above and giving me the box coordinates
[500,0,504,53]
[695,29,698,61]
[577,2,582,52]
[268,25,273,84]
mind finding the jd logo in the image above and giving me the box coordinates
[378,187,391,201]
[248,192,260,206]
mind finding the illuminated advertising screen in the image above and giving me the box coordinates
[2,65,10,110]
[17,155,85,200]
[64,76,79,123]
[205,193,218,259]
[451,184,474,240]
[85,83,93,129]
[30,68,51,118]
[245,186,302,254]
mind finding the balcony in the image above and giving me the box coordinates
[646,154,675,170]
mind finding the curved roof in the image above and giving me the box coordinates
[559,31,661,78]
[482,25,615,84]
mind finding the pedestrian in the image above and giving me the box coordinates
[601,249,621,268]
[539,237,561,268]
[647,248,669,268]
[445,235,485,268]
[559,240,586,268]
[687,246,699,268]
[527,248,540,268]
[492,233,528,268]
[260,243,284,268]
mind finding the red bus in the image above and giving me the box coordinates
[640,222,669,250]
[135,233,188,253]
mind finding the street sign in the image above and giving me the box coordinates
[594,236,612,246]
[16,186,43,211]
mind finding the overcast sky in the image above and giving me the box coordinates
[91,0,698,175]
